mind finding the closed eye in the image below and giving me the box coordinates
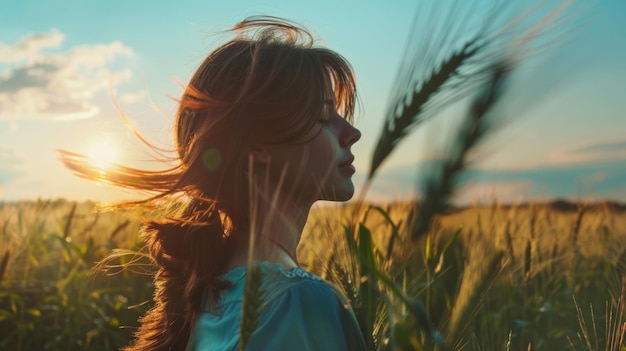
[317,118,330,125]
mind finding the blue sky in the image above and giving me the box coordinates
[0,0,625,204]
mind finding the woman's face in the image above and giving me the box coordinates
[259,94,361,204]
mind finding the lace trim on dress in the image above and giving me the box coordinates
[223,261,322,283]
[277,266,321,281]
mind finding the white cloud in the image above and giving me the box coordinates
[0,29,135,121]
[0,29,65,62]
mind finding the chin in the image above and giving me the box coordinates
[322,184,355,202]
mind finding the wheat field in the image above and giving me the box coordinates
[1,199,625,350]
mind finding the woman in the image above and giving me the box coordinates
[62,16,365,350]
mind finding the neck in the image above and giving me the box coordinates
[227,196,313,271]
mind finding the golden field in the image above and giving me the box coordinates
[1,199,625,350]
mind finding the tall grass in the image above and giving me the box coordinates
[300,201,626,350]
[0,200,153,350]
[1,199,625,349]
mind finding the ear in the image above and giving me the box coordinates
[250,145,271,165]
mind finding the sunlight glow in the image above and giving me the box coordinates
[86,139,117,171]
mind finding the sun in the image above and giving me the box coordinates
[86,139,117,171]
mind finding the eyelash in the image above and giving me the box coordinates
[317,119,330,125]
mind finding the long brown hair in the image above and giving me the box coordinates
[60,16,357,351]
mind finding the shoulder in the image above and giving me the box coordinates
[259,263,327,302]
[189,262,366,351]
[263,268,344,312]
[258,263,354,316]
[245,264,366,351]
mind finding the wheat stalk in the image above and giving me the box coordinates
[333,259,360,309]
[63,202,77,240]
[504,220,516,264]
[109,219,131,244]
[0,250,9,282]
[412,60,512,241]
[607,283,626,351]
[239,262,265,351]
[573,296,595,351]
[524,239,533,282]
[572,204,587,247]
[550,241,559,276]
[447,247,504,347]
[366,1,579,182]
[368,40,481,179]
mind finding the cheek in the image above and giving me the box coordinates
[308,131,338,173]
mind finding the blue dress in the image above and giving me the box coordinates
[187,261,366,350]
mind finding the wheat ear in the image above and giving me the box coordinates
[413,60,512,241]
[239,262,265,351]
[369,41,480,179]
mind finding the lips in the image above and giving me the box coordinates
[338,156,354,168]
[338,156,356,175]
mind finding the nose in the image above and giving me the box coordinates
[342,123,361,147]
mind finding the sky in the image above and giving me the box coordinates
[0,0,625,205]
